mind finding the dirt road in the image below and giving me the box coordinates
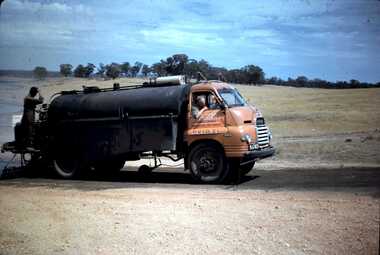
[0,166,379,255]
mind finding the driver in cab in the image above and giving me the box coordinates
[192,96,208,119]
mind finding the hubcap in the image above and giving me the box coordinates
[199,153,217,172]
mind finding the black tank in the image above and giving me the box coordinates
[46,85,190,160]
[48,85,190,122]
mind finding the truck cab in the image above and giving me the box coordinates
[185,81,275,183]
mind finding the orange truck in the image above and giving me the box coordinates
[2,76,275,183]
[185,79,275,182]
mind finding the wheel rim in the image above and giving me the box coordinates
[190,149,223,182]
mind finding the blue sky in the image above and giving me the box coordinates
[0,0,379,82]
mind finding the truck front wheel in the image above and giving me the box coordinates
[187,143,229,184]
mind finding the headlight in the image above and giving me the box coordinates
[240,134,252,143]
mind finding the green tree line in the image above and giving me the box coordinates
[265,76,380,89]
[55,54,265,84]
[32,53,379,89]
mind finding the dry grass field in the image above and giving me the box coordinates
[237,84,380,167]
[39,77,148,100]
[237,85,380,138]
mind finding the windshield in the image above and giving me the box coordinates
[218,88,246,107]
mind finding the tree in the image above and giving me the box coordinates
[184,59,199,78]
[105,63,121,79]
[73,63,95,78]
[310,78,327,88]
[96,63,106,77]
[295,76,308,87]
[225,69,240,83]
[74,64,86,78]
[151,60,167,76]
[84,63,96,77]
[241,65,265,85]
[165,54,188,75]
[197,59,211,78]
[120,62,130,76]
[59,64,73,77]
[287,77,295,86]
[142,64,151,77]
[33,66,47,80]
[267,76,279,85]
[131,62,143,77]
[277,78,285,85]
[210,67,228,80]
[349,79,360,88]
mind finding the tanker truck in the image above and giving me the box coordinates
[1,76,275,183]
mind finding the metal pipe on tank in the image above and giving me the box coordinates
[155,75,186,85]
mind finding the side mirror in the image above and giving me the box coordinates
[220,103,226,110]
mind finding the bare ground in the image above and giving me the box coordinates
[0,166,379,255]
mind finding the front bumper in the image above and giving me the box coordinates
[242,146,275,163]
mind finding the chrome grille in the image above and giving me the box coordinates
[256,123,270,148]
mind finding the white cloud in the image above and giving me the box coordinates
[0,0,95,50]
[4,0,91,15]
[140,26,225,49]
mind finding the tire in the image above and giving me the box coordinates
[53,158,81,179]
[240,161,255,176]
[138,165,152,175]
[187,142,229,184]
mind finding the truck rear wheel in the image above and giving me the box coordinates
[187,143,229,184]
[53,159,81,179]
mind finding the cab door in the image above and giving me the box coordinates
[186,91,227,142]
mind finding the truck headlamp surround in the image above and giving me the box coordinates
[240,134,252,143]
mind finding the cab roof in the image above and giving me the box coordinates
[191,81,235,91]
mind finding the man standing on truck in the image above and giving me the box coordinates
[192,96,208,119]
[21,87,44,148]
